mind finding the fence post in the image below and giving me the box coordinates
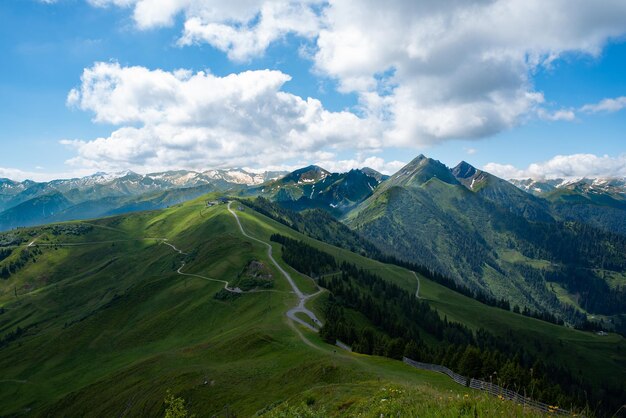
[402,357,571,416]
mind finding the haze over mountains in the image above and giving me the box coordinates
[2,156,625,233]
[0,169,286,231]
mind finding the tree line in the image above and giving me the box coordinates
[247,198,582,328]
[0,248,40,279]
[272,233,625,416]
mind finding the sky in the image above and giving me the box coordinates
[1,0,626,182]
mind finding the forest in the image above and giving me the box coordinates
[272,233,626,416]
[256,198,591,329]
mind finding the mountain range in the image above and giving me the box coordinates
[1,194,623,415]
[246,165,387,214]
[2,157,625,330]
[0,169,286,231]
[1,160,625,415]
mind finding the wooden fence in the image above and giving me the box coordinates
[403,357,572,416]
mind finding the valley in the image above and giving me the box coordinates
[0,197,467,416]
[3,155,626,335]
[5,3,626,416]
[0,193,624,416]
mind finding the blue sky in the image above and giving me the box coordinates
[1,0,626,181]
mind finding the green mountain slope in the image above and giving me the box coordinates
[0,196,470,416]
[0,186,217,233]
[0,192,72,231]
[510,177,626,236]
[0,194,622,415]
[545,184,626,236]
[345,156,626,324]
[452,161,553,223]
[248,166,384,214]
[0,198,624,416]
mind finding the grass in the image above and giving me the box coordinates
[0,198,467,417]
[548,281,584,312]
[419,276,625,387]
[231,201,626,389]
[594,269,626,289]
[499,249,552,270]
[260,382,548,417]
[0,194,622,416]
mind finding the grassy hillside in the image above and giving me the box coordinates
[237,199,625,408]
[0,194,623,416]
[236,196,626,393]
[0,196,472,417]
[345,156,626,328]
[0,185,218,233]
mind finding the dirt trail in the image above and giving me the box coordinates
[227,201,323,332]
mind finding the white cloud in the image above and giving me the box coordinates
[537,108,576,121]
[179,2,322,62]
[313,0,626,145]
[580,96,626,113]
[313,156,406,175]
[481,163,526,180]
[81,0,626,147]
[64,62,383,172]
[89,0,323,60]
[464,148,477,155]
[484,154,626,180]
[0,166,94,182]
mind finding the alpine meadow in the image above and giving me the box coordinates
[2,1,626,417]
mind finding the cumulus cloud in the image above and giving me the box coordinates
[179,2,322,62]
[49,1,626,175]
[64,62,383,172]
[580,96,626,113]
[77,0,626,149]
[484,154,626,180]
[313,156,406,175]
[89,0,323,60]
[313,0,626,145]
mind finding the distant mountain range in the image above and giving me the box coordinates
[0,169,286,231]
[2,158,625,328]
[246,165,387,214]
[510,177,626,197]
[509,176,626,236]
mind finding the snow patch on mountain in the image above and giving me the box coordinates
[509,177,626,196]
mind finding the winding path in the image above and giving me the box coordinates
[25,204,324,332]
[161,240,188,255]
[175,262,243,293]
[160,239,287,295]
[412,271,421,298]
[27,235,285,297]
[227,201,323,332]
